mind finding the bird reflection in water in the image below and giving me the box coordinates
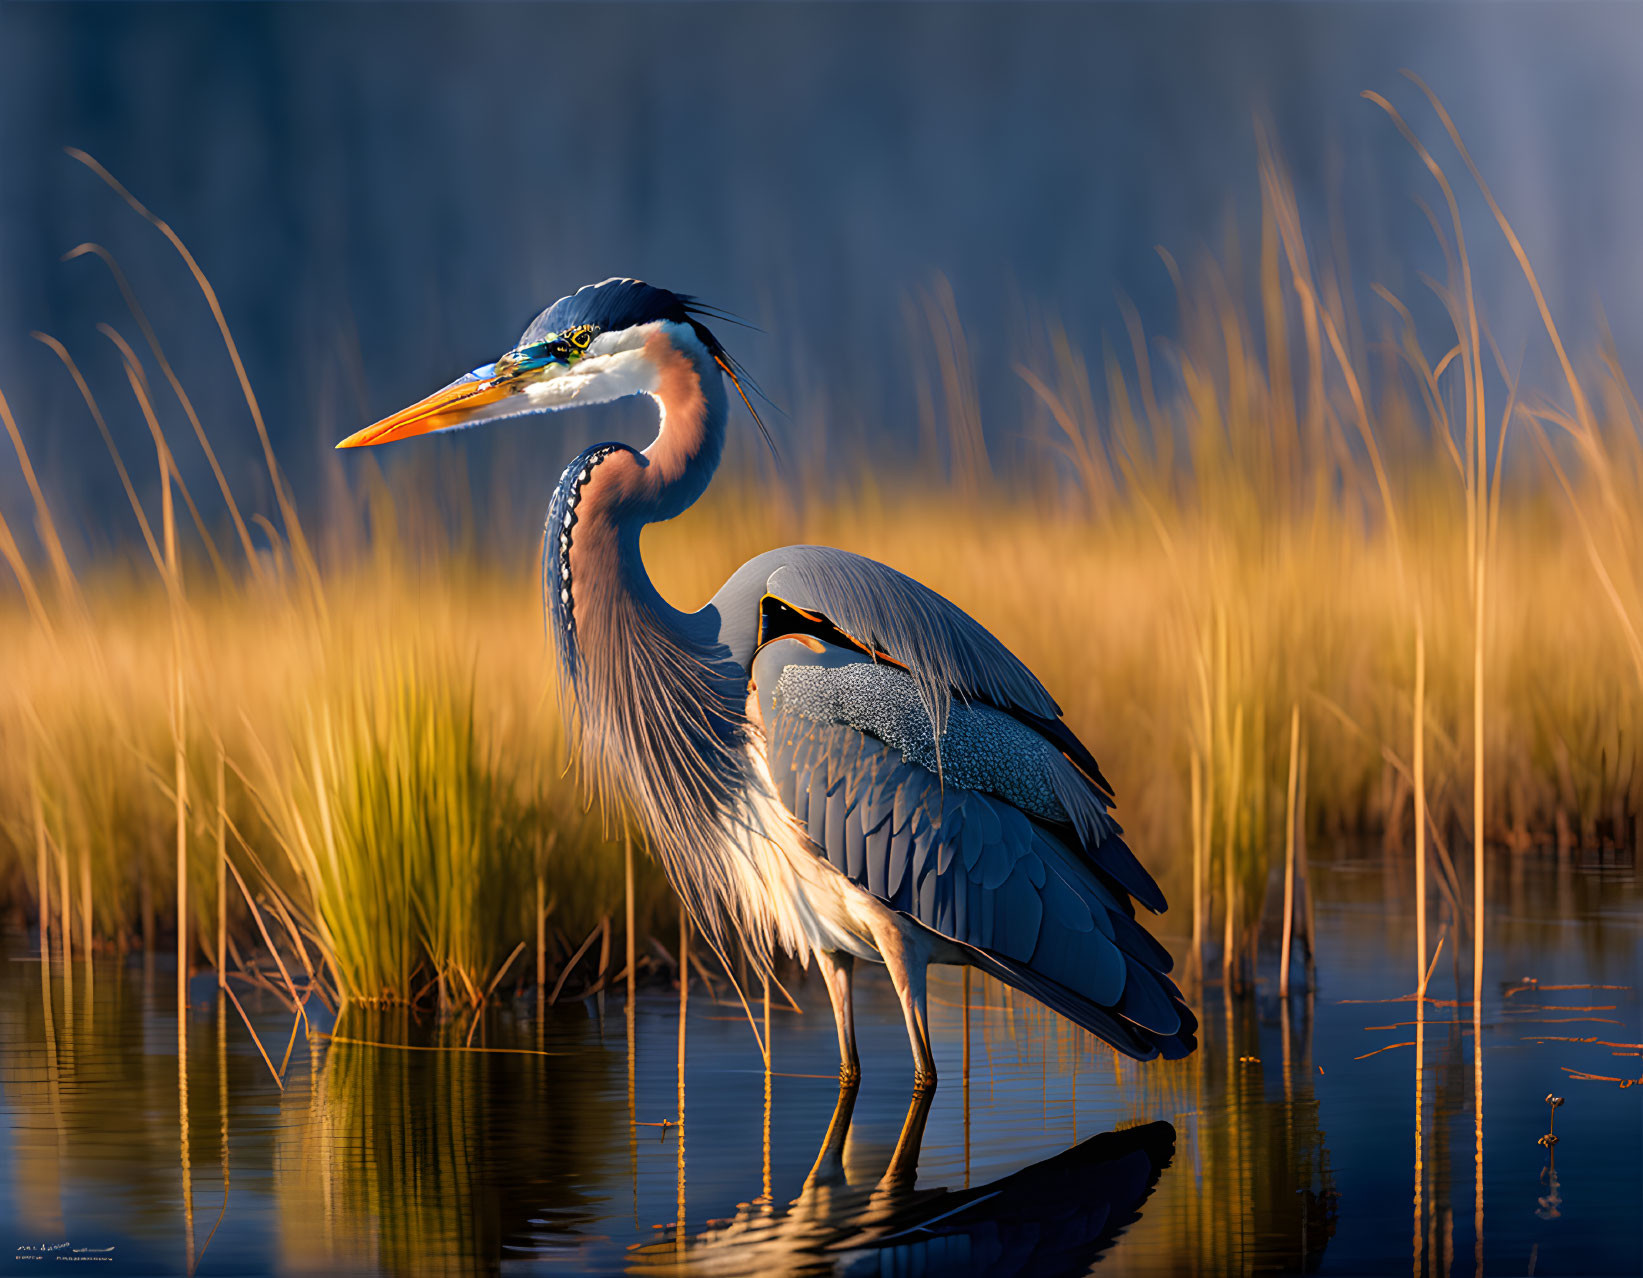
[631,1084,1174,1276]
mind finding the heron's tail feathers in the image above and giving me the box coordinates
[965,948,1198,1062]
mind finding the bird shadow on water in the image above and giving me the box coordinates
[630,1082,1175,1277]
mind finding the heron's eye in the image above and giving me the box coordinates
[499,327,597,375]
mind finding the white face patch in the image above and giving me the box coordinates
[426,318,711,435]
[522,329,657,411]
[520,319,709,413]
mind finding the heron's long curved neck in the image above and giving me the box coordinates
[549,326,737,695]
[551,331,751,963]
[581,331,730,644]
[636,330,729,526]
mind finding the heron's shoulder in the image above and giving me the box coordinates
[707,544,1060,719]
[702,542,1121,807]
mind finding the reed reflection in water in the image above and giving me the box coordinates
[0,847,1639,1275]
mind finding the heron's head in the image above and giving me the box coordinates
[336,277,758,449]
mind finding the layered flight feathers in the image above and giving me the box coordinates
[753,637,1195,1061]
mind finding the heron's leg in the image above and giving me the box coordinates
[865,914,936,1091]
[817,950,860,1084]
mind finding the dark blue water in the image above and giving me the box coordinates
[2,846,1639,1275]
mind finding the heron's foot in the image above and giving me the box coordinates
[838,1062,861,1087]
[912,1068,938,1094]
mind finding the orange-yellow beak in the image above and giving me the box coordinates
[335,369,516,449]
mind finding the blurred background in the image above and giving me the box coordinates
[3,1,1643,536]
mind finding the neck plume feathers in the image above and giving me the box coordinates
[544,329,769,979]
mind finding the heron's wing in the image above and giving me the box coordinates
[709,543,1117,792]
[753,639,1195,1062]
[715,544,1159,912]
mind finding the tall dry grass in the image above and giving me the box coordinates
[2,90,1641,1007]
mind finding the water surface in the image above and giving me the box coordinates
[2,847,1640,1275]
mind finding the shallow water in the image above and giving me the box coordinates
[2,847,1639,1276]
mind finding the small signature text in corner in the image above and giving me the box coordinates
[14,1241,117,1263]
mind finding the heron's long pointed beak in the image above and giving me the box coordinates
[335,367,515,449]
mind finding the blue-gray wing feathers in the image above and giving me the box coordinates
[710,545,1059,725]
[755,637,1195,1061]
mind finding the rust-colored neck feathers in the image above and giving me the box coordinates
[568,326,728,545]
[546,325,753,976]
[638,327,728,522]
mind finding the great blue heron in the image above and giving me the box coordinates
[338,278,1195,1087]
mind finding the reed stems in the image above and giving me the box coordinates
[3,98,1642,1025]
[1414,623,1428,997]
[1189,751,1204,986]
[216,748,226,988]
[625,827,637,1008]
[31,760,50,962]
[1280,705,1299,998]
[55,822,70,973]
[535,874,546,1002]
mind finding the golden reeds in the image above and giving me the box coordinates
[2,97,1642,1018]
[1280,704,1300,998]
